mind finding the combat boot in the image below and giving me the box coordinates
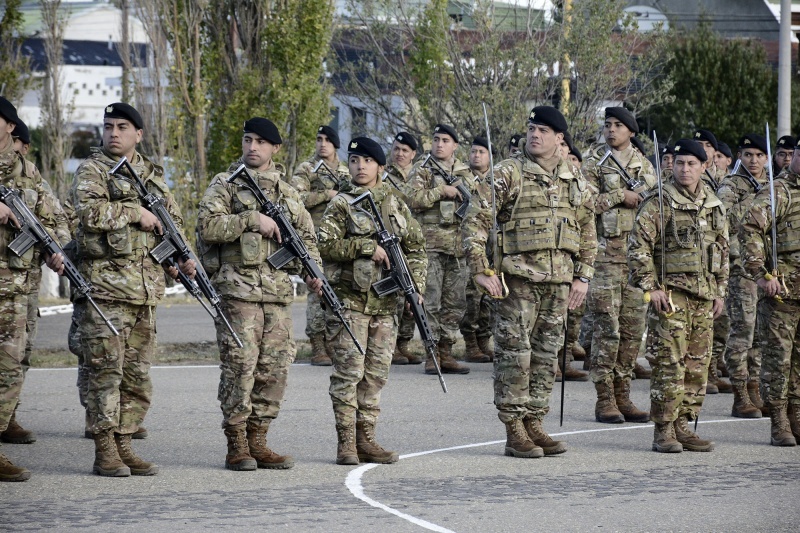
[426,340,469,375]
[571,342,586,362]
[355,420,398,463]
[246,421,294,469]
[477,335,495,361]
[706,375,719,394]
[309,334,332,366]
[132,426,148,439]
[633,362,651,380]
[0,409,37,444]
[747,381,768,416]
[562,363,589,382]
[523,416,567,455]
[787,403,800,440]
[769,402,797,447]
[674,415,714,451]
[708,372,732,394]
[731,380,761,418]
[0,449,30,482]
[336,423,358,465]
[115,433,158,475]
[223,425,257,471]
[718,358,730,377]
[613,378,650,423]
[652,422,682,453]
[463,333,490,363]
[93,430,130,477]
[392,339,409,365]
[503,419,544,458]
[594,380,625,424]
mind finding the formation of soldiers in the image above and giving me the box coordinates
[1,94,800,483]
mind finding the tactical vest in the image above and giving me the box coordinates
[0,151,39,270]
[417,160,470,227]
[775,179,800,256]
[592,144,644,238]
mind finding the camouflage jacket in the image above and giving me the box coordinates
[462,150,596,285]
[384,162,413,204]
[290,154,349,228]
[406,154,477,256]
[702,164,728,191]
[197,159,320,305]
[716,167,767,278]
[628,179,729,301]
[317,180,427,315]
[73,147,181,306]
[584,142,656,264]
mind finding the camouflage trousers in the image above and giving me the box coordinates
[756,297,800,406]
[711,303,730,374]
[564,301,586,364]
[69,299,89,408]
[80,301,156,435]
[493,277,568,423]
[459,280,494,339]
[587,262,647,383]
[23,268,42,371]
[423,252,467,345]
[648,290,713,424]
[217,300,295,429]
[0,294,28,432]
[396,297,416,341]
[724,274,762,382]
[305,290,326,338]
[327,309,396,427]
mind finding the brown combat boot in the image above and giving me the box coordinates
[787,403,800,440]
[392,339,410,365]
[426,340,469,375]
[503,419,544,458]
[336,423,359,465]
[594,380,625,424]
[115,433,158,475]
[309,334,332,366]
[246,421,294,469]
[463,333,491,363]
[769,401,797,447]
[93,430,131,477]
[731,380,761,418]
[613,378,650,423]
[652,422,682,453]
[561,363,589,382]
[706,372,719,394]
[0,449,31,482]
[633,362,651,380]
[674,415,714,451]
[523,416,567,455]
[0,409,37,444]
[747,381,768,416]
[477,335,495,361]
[571,342,586,362]
[718,358,730,377]
[709,372,732,394]
[132,426,148,439]
[223,425,257,471]
[355,420,398,464]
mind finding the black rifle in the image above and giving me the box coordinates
[348,190,447,393]
[227,164,364,355]
[109,157,243,348]
[421,154,471,218]
[597,150,649,194]
[0,184,118,335]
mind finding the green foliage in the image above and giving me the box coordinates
[0,0,33,101]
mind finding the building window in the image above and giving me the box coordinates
[68,82,74,88]
[88,90,93,95]
[116,90,121,96]
[82,83,87,89]
[96,83,101,89]
[102,90,107,96]
[74,89,79,95]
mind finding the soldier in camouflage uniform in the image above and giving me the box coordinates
[660,145,675,174]
[740,137,800,446]
[715,142,733,176]
[291,125,349,366]
[73,103,194,477]
[717,134,771,417]
[464,106,596,458]
[317,136,427,465]
[772,135,795,176]
[584,107,655,424]
[0,97,67,481]
[508,133,524,157]
[628,139,728,453]
[198,117,323,471]
[407,124,475,375]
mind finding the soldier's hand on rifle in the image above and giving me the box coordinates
[0,203,20,228]
[305,275,324,297]
[371,245,390,269]
[475,272,504,298]
[621,189,642,208]
[258,213,282,244]
[568,278,588,310]
[648,289,672,314]
[178,257,196,280]
[44,250,65,276]
[712,298,724,319]
[758,276,783,298]
[139,207,163,234]
[441,185,462,201]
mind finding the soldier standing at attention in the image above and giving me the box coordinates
[773,135,795,175]
[584,107,655,424]
[407,124,475,375]
[317,137,427,465]
[508,134,524,157]
[465,106,596,458]
[291,125,348,366]
[660,145,675,175]
[716,142,733,175]
[198,117,323,471]
[628,139,728,453]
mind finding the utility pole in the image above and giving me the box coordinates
[778,0,791,137]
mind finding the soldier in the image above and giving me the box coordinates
[73,102,194,477]
[660,145,675,174]
[740,137,800,446]
[407,124,475,375]
[508,133,524,157]
[317,136,427,465]
[694,129,726,189]
[629,138,728,453]
[0,97,66,482]
[197,117,323,471]
[584,107,655,424]
[291,125,349,366]
[716,142,733,175]
[464,106,596,458]
[568,142,583,169]
[773,135,795,175]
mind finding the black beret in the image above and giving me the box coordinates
[243,117,282,145]
[777,135,796,150]
[394,131,418,151]
[738,134,767,155]
[433,124,459,144]
[569,145,583,162]
[605,106,639,134]
[717,142,732,159]
[693,129,718,150]
[630,136,646,155]
[104,102,143,129]
[0,96,20,126]
[12,119,30,145]
[472,136,489,151]
[528,106,568,133]
[347,136,386,166]
[674,138,707,162]
[317,125,340,149]
[660,144,675,157]
[510,133,524,148]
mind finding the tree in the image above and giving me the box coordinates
[0,0,35,101]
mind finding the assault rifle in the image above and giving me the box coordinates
[348,190,447,393]
[597,150,649,194]
[109,157,243,348]
[227,164,364,355]
[313,159,344,191]
[420,154,472,218]
[0,184,118,335]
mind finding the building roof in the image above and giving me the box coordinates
[22,38,147,70]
